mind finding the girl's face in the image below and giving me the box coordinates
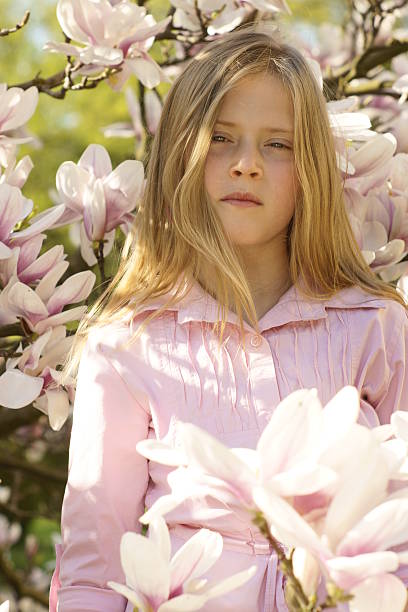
[204,73,298,248]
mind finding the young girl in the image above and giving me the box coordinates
[50,24,408,612]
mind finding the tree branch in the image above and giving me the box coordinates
[0,11,30,37]
[0,454,67,484]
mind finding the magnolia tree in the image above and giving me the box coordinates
[0,0,408,609]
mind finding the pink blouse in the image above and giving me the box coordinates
[50,281,408,612]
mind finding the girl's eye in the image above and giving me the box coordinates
[267,142,287,149]
[211,135,228,143]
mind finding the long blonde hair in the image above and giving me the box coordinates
[59,22,405,384]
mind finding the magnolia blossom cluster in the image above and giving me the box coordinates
[0,77,145,427]
[43,0,291,93]
[309,57,408,297]
[131,386,408,612]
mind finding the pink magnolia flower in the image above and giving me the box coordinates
[0,183,65,263]
[0,233,66,287]
[171,0,290,37]
[0,325,76,430]
[30,144,144,265]
[0,154,33,189]
[136,387,359,525]
[108,516,256,611]
[0,262,95,334]
[252,428,408,612]
[0,84,39,168]
[344,142,408,277]
[137,385,408,611]
[43,0,171,91]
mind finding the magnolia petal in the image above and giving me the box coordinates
[46,270,95,315]
[42,41,80,56]
[148,516,171,565]
[136,439,186,466]
[0,86,38,131]
[350,573,407,612]
[104,158,144,196]
[56,0,90,45]
[170,530,222,593]
[319,386,360,452]
[178,423,253,497]
[19,245,65,284]
[292,548,321,597]
[326,552,399,591]
[201,565,258,599]
[82,178,107,240]
[323,425,390,548]
[120,531,170,601]
[35,260,70,304]
[0,369,43,408]
[337,497,408,556]
[329,111,371,138]
[398,551,408,564]
[158,593,207,611]
[107,580,148,611]
[35,388,71,431]
[252,486,324,554]
[78,143,112,177]
[12,204,66,241]
[380,438,407,476]
[33,305,88,335]
[257,389,322,480]
[271,461,337,496]
[373,239,405,267]
[372,424,394,442]
[79,45,123,66]
[139,494,182,525]
[392,411,408,443]
[8,281,48,319]
[0,242,12,259]
[349,133,396,176]
[362,221,388,251]
[127,57,163,88]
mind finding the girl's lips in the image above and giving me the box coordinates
[222,198,261,208]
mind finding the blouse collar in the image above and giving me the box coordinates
[127,278,387,334]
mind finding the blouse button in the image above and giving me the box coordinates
[250,334,262,348]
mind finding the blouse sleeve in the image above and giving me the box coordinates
[352,301,408,426]
[56,328,151,612]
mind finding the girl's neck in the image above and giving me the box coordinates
[199,239,292,325]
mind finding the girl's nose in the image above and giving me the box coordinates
[229,143,263,178]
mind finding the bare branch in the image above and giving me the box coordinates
[0,11,30,37]
[0,454,67,484]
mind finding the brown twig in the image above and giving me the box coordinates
[0,10,30,37]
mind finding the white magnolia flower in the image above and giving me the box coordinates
[108,516,256,611]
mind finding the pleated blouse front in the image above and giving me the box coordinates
[53,281,408,612]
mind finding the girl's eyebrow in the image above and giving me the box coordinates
[215,119,293,134]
